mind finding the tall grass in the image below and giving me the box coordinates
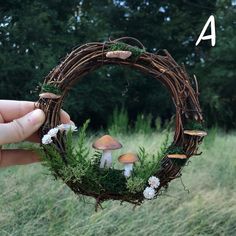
[108,107,165,135]
[108,107,129,135]
[134,114,152,134]
[0,131,236,236]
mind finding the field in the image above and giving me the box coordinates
[0,130,236,236]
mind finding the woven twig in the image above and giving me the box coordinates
[37,37,205,204]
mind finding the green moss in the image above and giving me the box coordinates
[185,120,205,130]
[126,177,146,194]
[166,146,185,155]
[108,42,146,59]
[34,121,172,197]
[40,83,61,95]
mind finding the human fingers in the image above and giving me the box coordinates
[0,149,40,168]
[0,109,45,145]
[60,109,71,123]
[0,100,35,123]
[0,100,71,124]
[26,110,72,143]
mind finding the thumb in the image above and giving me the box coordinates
[0,109,45,145]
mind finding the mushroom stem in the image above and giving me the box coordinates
[100,150,112,168]
[123,163,133,177]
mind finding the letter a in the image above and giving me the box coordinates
[195,15,216,46]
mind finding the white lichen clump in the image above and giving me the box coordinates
[42,123,77,145]
[148,176,160,189]
[57,124,78,132]
[143,187,156,199]
[42,134,53,145]
[143,176,161,199]
[47,128,59,137]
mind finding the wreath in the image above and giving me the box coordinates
[36,37,207,210]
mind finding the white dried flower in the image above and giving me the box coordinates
[143,187,156,199]
[148,176,160,189]
[42,134,53,145]
[47,128,59,137]
[57,124,78,132]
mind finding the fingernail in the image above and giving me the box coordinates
[26,109,45,126]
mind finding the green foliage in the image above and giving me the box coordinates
[35,144,64,177]
[108,42,146,59]
[108,107,129,135]
[203,126,218,150]
[35,121,91,183]
[1,0,234,130]
[34,119,174,196]
[155,116,162,132]
[35,120,129,195]
[195,2,236,129]
[1,132,236,235]
[126,176,146,194]
[126,133,170,193]
[134,113,152,134]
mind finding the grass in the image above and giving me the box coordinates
[0,130,236,236]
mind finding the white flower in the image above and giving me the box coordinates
[143,187,156,199]
[148,176,160,189]
[47,128,59,137]
[42,134,53,145]
[57,124,78,132]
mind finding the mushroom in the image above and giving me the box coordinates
[167,154,187,159]
[118,153,138,177]
[39,92,61,99]
[184,130,207,137]
[106,51,132,60]
[92,135,122,168]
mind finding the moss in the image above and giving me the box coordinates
[108,42,146,59]
[35,120,172,197]
[166,146,185,155]
[185,120,205,130]
[40,83,61,95]
[126,177,146,194]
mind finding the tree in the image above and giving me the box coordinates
[194,0,236,129]
[3,0,234,129]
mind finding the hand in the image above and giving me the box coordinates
[0,100,71,168]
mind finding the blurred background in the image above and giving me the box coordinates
[0,1,236,235]
[0,0,235,130]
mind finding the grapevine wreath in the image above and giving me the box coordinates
[37,37,207,209]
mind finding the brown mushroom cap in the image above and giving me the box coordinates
[92,135,122,150]
[184,130,207,137]
[106,51,132,60]
[167,154,187,159]
[39,92,61,99]
[118,153,138,164]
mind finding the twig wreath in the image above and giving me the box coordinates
[36,37,207,210]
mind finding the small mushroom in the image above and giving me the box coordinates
[167,154,187,159]
[118,153,138,177]
[184,130,207,137]
[92,135,122,168]
[106,51,132,60]
[39,92,61,99]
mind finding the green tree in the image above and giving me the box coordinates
[2,1,234,129]
[194,0,236,129]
